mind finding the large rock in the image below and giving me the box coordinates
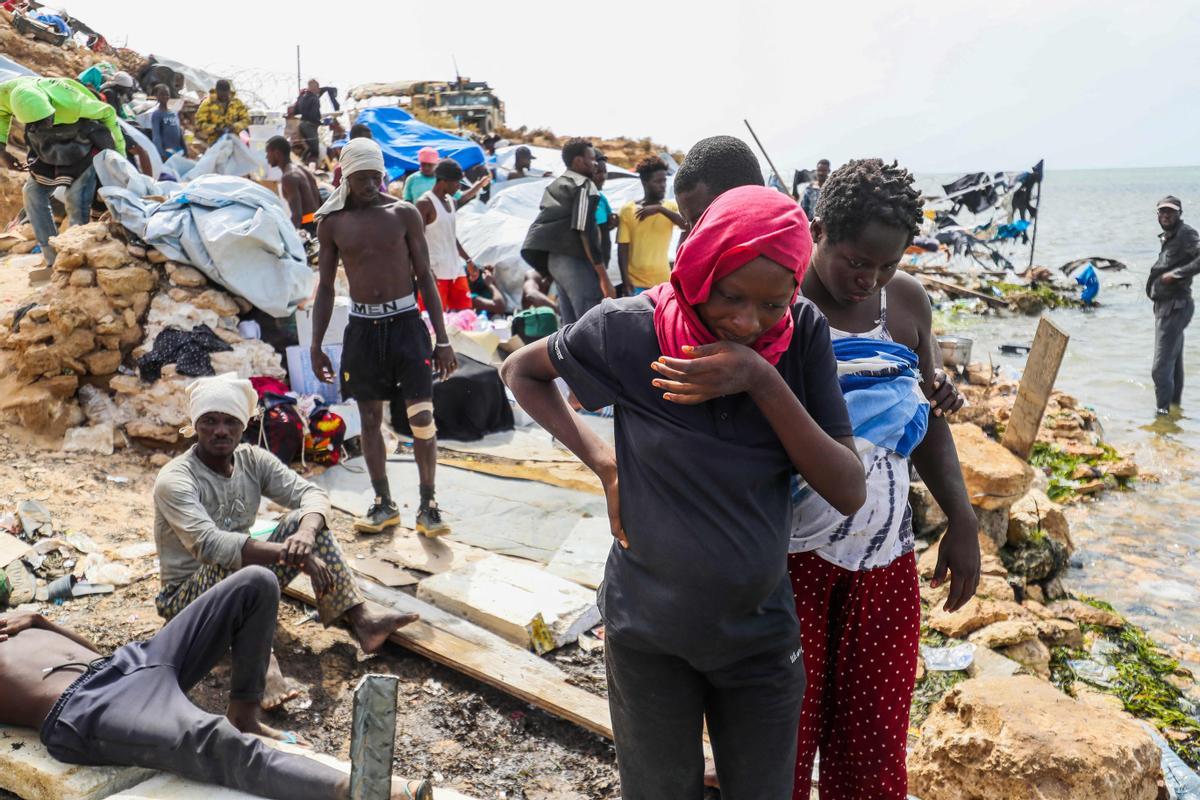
[1008,489,1073,553]
[1036,618,1084,650]
[951,423,1035,510]
[998,637,1051,678]
[97,266,157,297]
[968,619,1040,649]
[1000,536,1067,583]
[909,676,1163,800]
[910,481,948,538]
[928,598,1030,639]
[167,264,207,288]
[976,506,1009,551]
[86,239,133,269]
[1046,600,1124,629]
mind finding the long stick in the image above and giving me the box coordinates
[296,45,301,94]
[743,119,787,193]
[1028,165,1043,269]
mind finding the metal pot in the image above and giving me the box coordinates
[938,335,973,369]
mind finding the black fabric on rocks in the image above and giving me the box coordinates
[138,324,232,382]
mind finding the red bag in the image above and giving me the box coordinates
[305,405,346,465]
[245,393,305,465]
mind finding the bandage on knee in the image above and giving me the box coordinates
[407,401,436,440]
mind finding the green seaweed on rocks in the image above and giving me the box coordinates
[1029,441,1128,501]
[990,281,1082,313]
[911,668,968,728]
[1051,596,1200,767]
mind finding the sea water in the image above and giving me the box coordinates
[921,166,1200,674]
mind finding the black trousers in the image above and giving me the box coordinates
[605,636,806,800]
[41,568,345,800]
[298,120,320,164]
[1153,297,1194,411]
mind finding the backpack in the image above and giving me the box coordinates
[305,403,346,465]
[245,392,305,465]
[512,306,559,342]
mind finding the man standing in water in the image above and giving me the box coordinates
[311,138,456,536]
[1147,196,1200,416]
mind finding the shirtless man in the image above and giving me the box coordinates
[0,570,432,800]
[266,135,321,236]
[311,137,457,536]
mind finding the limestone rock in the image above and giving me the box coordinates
[82,350,122,376]
[67,268,95,287]
[951,423,1035,510]
[97,266,157,297]
[1008,489,1073,553]
[125,421,180,443]
[86,239,133,269]
[966,361,994,386]
[59,328,96,359]
[1105,459,1138,479]
[910,481,948,538]
[928,598,1030,639]
[968,619,1041,649]
[1042,576,1069,601]
[16,344,61,381]
[997,638,1052,678]
[976,506,1009,551]
[149,452,172,468]
[1001,536,1067,583]
[191,289,239,318]
[966,645,1024,680]
[1036,618,1084,650]
[1025,583,1047,604]
[1046,600,1124,629]
[910,676,1162,800]
[146,248,169,264]
[167,264,207,288]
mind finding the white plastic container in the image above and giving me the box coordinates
[296,296,351,347]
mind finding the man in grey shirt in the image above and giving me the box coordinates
[153,374,416,708]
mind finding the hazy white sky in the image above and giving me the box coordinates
[57,0,1200,173]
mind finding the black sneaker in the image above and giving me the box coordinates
[354,500,400,533]
[416,503,450,538]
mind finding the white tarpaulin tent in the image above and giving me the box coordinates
[95,151,312,317]
[458,168,679,304]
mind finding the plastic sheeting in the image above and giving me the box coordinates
[178,133,267,181]
[95,152,312,317]
[0,55,37,83]
[491,144,637,181]
[355,107,485,180]
[457,171,677,304]
[117,119,165,182]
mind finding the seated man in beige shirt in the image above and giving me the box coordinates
[153,374,416,708]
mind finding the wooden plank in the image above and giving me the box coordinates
[283,573,614,740]
[1001,317,1070,459]
[917,275,1008,308]
[416,556,601,653]
[0,530,31,568]
[351,555,418,587]
[438,455,603,495]
[387,533,492,575]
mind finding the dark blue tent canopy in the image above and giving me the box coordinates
[355,107,485,181]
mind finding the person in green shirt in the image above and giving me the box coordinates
[401,145,489,208]
[0,77,126,278]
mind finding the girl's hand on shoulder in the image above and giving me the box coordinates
[650,342,766,405]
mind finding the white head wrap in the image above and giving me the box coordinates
[181,373,258,437]
[315,138,388,220]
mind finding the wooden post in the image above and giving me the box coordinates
[1027,167,1043,269]
[296,46,302,95]
[1001,317,1069,460]
[742,119,788,196]
[349,674,399,800]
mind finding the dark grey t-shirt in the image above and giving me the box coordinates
[549,295,851,670]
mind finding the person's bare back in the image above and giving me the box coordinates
[280,161,322,225]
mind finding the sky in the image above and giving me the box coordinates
[56,0,1200,174]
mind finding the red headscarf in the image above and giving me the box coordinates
[645,185,812,366]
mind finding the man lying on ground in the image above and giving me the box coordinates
[0,569,432,800]
[153,373,417,709]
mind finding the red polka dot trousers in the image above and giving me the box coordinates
[787,550,920,800]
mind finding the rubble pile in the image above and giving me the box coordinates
[497,124,683,170]
[0,222,284,448]
[0,9,102,80]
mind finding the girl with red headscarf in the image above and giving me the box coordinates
[502,185,864,799]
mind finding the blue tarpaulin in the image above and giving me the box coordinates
[355,107,485,181]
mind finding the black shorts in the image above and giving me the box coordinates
[340,311,433,403]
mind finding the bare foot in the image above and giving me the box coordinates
[347,603,420,654]
[261,652,302,711]
[226,699,309,746]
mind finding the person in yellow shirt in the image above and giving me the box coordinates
[617,155,685,293]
